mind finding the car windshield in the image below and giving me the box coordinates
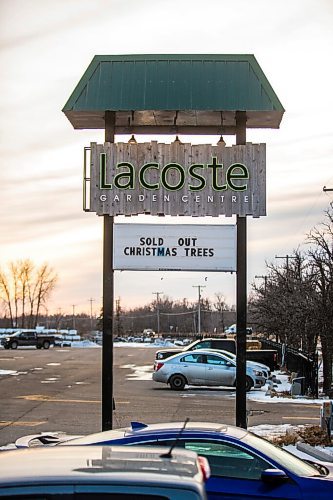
[220,351,235,360]
[184,340,206,350]
[242,432,322,477]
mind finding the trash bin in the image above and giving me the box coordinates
[291,377,305,396]
[320,401,333,434]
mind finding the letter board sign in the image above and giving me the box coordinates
[113,223,236,272]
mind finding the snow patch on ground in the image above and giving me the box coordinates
[66,340,101,348]
[120,364,153,381]
[0,369,18,376]
[248,423,300,438]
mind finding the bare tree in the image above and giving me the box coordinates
[18,260,34,328]
[10,262,20,328]
[0,260,57,328]
[0,268,14,325]
[250,206,333,394]
[213,293,228,333]
[307,207,333,393]
[32,264,57,327]
[251,250,318,349]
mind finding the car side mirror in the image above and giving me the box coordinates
[261,468,288,484]
[226,361,233,367]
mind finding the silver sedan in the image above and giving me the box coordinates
[153,349,266,391]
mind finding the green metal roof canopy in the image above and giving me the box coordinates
[63,54,284,133]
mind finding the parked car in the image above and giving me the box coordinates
[155,338,236,359]
[155,337,279,371]
[152,349,266,391]
[0,444,209,499]
[1,330,55,349]
[205,348,271,378]
[14,422,333,499]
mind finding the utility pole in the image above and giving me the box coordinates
[275,255,297,273]
[255,275,268,294]
[115,297,122,336]
[193,285,205,337]
[89,298,95,331]
[57,308,62,330]
[44,307,49,329]
[72,304,76,330]
[152,292,163,335]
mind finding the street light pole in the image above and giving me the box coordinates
[152,292,163,335]
[193,285,205,337]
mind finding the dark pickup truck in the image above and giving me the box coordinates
[155,338,279,371]
[1,331,55,350]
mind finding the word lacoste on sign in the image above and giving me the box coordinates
[88,142,266,217]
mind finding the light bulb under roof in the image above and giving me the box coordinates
[128,134,137,144]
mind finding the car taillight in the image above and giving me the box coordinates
[154,362,164,371]
[197,455,210,481]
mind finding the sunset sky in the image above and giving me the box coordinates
[1,0,333,318]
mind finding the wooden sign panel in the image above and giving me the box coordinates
[88,141,266,217]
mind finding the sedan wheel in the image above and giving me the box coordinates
[245,376,254,392]
[11,341,18,349]
[169,374,186,391]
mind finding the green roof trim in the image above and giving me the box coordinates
[63,54,284,131]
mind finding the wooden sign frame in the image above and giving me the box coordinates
[86,142,266,218]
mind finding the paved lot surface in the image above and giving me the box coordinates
[0,346,321,446]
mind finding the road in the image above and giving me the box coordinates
[0,345,321,446]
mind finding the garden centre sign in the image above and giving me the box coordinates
[87,142,266,217]
[114,223,236,272]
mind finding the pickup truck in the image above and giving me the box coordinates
[1,331,55,350]
[155,337,279,371]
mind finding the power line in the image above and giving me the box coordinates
[160,311,196,317]
[275,254,297,272]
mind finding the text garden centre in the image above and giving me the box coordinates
[99,192,250,205]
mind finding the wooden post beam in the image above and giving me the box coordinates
[235,110,248,429]
[102,110,115,431]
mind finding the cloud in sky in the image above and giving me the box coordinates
[1,0,333,316]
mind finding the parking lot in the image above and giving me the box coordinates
[0,345,321,446]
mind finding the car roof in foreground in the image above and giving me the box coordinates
[63,421,249,446]
[0,445,203,487]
